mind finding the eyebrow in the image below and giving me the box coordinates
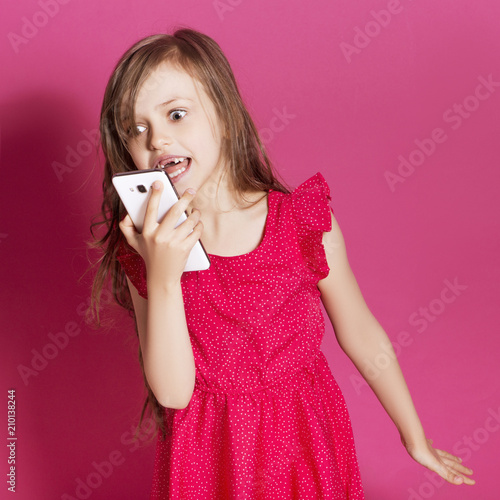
[127,97,195,125]
[155,97,193,110]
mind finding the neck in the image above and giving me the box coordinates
[190,164,255,217]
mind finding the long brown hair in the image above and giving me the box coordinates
[88,27,290,439]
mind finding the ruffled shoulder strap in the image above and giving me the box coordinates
[290,172,333,281]
[116,238,148,299]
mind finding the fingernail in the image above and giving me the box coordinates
[152,181,161,190]
[186,188,196,195]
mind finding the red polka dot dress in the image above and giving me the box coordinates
[117,172,365,499]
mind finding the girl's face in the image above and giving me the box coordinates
[126,61,226,192]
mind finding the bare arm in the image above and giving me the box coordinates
[120,182,201,409]
[127,276,195,410]
[317,211,474,486]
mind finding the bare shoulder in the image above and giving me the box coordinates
[320,212,349,272]
[318,212,359,303]
[318,212,374,347]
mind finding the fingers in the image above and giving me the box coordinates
[439,456,474,476]
[154,188,200,241]
[433,460,473,486]
[437,456,474,485]
[433,448,475,486]
[160,206,203,250]
[141,183,201,251]
[163,187,198,227]
[409,439,476,487]
[448,469,475,486]
[182,210,204,245]
[143,182,197,233]
[434,448,474,475]
[434,448,462,463]
[118,214,137,240]
[143,180,164,231]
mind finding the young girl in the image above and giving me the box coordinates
[90,28,474,499]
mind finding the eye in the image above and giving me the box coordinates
[126,124,146,138]
[169,109,187,121]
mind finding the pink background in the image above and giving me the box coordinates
[2,0,499,498]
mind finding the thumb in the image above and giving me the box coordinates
[442,465,464,485]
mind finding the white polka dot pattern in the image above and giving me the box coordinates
[117,172,365,499]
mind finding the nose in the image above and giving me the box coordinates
[149,125,173,151]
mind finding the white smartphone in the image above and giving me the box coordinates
[112,169,210,272]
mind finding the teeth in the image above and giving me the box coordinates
[160,157,186,168]
[168,165,187,178]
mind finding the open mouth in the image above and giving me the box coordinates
[158,157,192,179]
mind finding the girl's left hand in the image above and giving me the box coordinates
[402,437,475,486]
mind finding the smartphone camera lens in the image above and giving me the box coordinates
[137,185,147,193]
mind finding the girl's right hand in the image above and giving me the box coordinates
[119,180,203,286]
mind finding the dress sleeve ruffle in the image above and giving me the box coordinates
[116,238,148,299]
[290,172,333,281]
